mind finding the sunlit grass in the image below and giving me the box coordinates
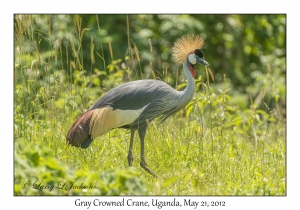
[14,83,286,195]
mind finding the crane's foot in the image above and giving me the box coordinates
[140,160,158,178]
[127,154,134,166]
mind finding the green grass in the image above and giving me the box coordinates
[14,77,286,195]
[14,14,286,196]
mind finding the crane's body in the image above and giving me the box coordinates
[66,34,208,177]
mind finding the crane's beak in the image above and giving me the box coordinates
[197,57,209,66]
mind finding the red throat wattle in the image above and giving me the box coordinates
[189,65,196,78]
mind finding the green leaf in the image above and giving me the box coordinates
[29,152,40,166]
[163,176,178,187]
[176,83,187,90]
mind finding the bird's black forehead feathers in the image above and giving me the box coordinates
[194,49,204,58]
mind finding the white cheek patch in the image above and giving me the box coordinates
[188,54,197,65]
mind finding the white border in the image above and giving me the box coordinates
[3,1,299,209]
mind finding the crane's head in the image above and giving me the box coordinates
[187,49,209,77]
[172,34,209,77]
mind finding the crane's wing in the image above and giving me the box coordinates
[90,79,174,110]
[66,79,179,147]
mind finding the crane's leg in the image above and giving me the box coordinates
[138,128,158,177]
[127,130,135,166]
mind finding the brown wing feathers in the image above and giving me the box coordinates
[67,106,143,147]
[67,107,113,147]
[66,110,95,147]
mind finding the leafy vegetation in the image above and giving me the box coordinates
[14,14,286,195]
[15,140,148,195]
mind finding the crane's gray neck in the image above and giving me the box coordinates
[156,58,196,123]
[177,59,195,106]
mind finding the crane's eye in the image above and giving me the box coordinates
[188,54,197,65]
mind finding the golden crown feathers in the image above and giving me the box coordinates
[172,34,204,64]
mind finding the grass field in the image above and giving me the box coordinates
[14,15,286,196]
[14,76,286,195]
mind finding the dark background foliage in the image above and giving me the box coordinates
[15,14,286,116]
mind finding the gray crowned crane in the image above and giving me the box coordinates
[66,34,209,177]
